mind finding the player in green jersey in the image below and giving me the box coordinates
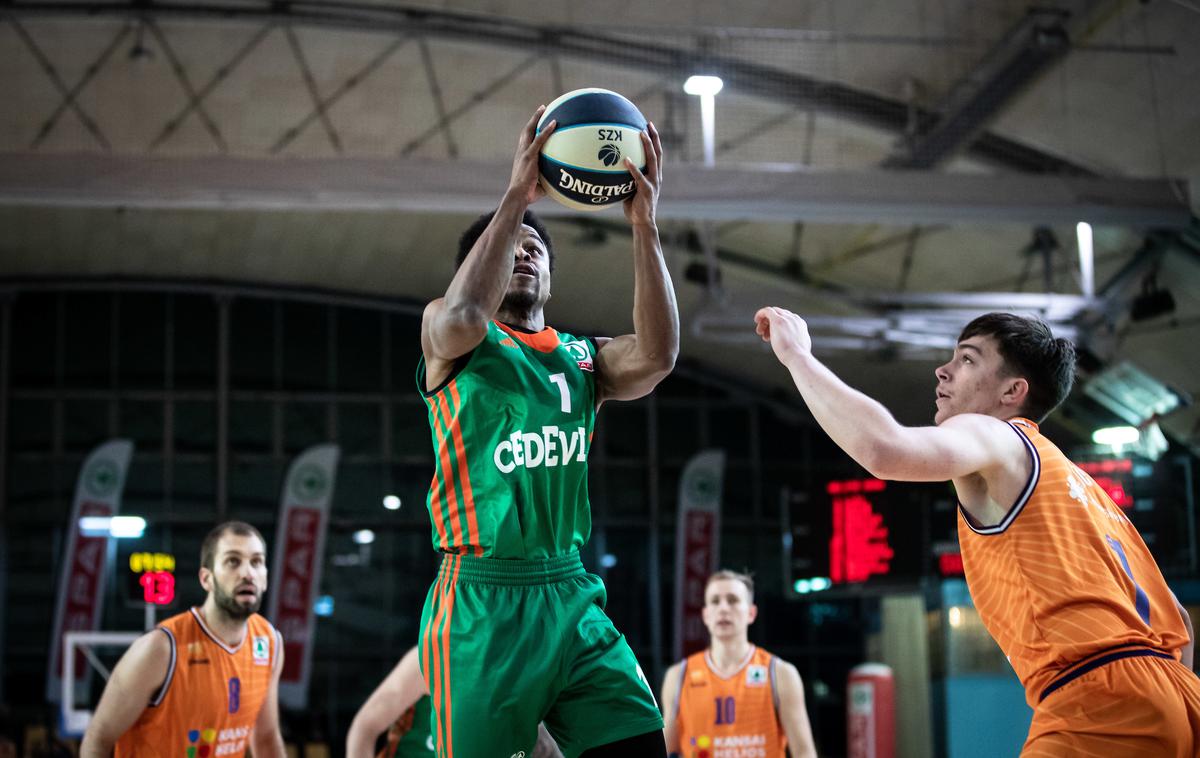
[416,105,678,757]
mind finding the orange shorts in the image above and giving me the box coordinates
[1022,648,1200,757]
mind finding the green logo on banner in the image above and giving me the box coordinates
[686,468,720,507]
[291,463,328,503]
[84,459,120,497]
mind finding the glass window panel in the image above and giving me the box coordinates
[10,397,54,452]
[597,462,646,516]
[229,460,283,524]
[336,307,383,392]
[230,298,276,389]
[11,292,57,388]
[119,400,163,451]
[64,399,110,452]
[659,406,703,463]
[173,295,217,389]
[710,406,751,462]
[282,302,329,391]
[175,400,215,454]
[229,400,274,453]
[117,293,166,388]
[389,464,436,527]
[171,461,216,521]
[62,293,112,388]
[333,462,385,516]
[123,457,165,518]
[337,403,382,456]
[389,313,423,392]
[392,399,433,459]
[597,403,648,458]
[284,402,328,454]
[6,460,56,517]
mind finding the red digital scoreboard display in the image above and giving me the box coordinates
[1077,459,1134,509]
[828,478,895,584]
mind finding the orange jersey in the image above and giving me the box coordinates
[958,418,1188,706]
[115,608,281,758]
[672,646,787,758]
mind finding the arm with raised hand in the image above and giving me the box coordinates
[594,122,679,404]
[421,107,557,386]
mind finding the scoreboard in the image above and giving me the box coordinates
[125,551,177,607]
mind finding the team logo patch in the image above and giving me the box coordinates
[561,339,594,372]
[746,664,768,686]
[186,641,209,665]
[252,635,270,665]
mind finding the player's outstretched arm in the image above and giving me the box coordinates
[754,307,1021,483]
[79,630,171,757]
[251,638,286,758]
[596,122,679,404]
[346,647,429,758]
[421,108,557,369]
[658,661,683,754]
[775,661,818,758]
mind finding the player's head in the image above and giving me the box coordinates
[199,520,268,621]
[457,210,555,313]
[934,313,1076,424]
[701,570,758,643]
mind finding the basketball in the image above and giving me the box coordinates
[536,88,648,212]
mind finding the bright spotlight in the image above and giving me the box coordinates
[352,529,376,545]
[382,495,401,511]
[683,75,724,97]
[1092,426,1140,447]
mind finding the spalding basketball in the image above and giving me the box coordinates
[536,88,647,212]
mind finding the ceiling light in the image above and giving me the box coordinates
[683,75,724,97]
[352,529,375,545]
[382,495,401,511]
[1092,426,1140,446]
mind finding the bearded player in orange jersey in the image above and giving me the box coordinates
[660,571,817,758]
[80,521,285,758]
[756,307,1200,756]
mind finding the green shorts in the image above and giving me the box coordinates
[417,552,663,758]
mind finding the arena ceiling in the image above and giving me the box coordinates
[1,0,1198,450]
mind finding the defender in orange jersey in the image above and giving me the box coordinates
[661,571,817,758]
[756,308,1200,756]
[80,521,285,758]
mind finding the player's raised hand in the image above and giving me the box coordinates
[755,307,813,365]
[623,121,663,226]
[510,106,555,205]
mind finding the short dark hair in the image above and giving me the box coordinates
[706,569,755,601]
[456,209,554,272]
[958,313,1076,422]
[200,521,266,571]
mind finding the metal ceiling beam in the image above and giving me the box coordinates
[6,0,1095,175]
[0,152,1189,227]
[883,8,1072,170]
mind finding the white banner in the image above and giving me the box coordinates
[46,439,135,703]
[266,444,339,710]
[672,449,725,661]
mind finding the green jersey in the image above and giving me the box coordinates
[417,320,597,559]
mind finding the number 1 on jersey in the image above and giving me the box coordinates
[1105,534,1151,625]
[549,373,571,413]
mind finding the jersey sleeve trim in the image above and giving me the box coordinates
[416,351,474,398]
[273,626,284,672]
[148,627,177,707]
[958,421,1041,535]
[669,659,688,726]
